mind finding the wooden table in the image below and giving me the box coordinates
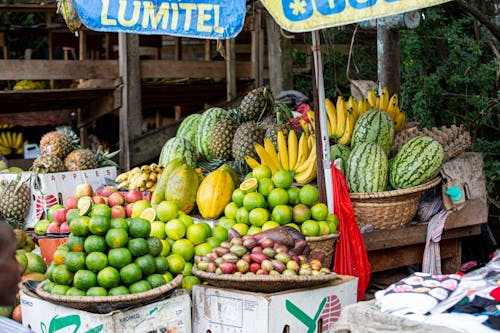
[362,199,488,274]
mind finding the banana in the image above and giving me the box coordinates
[394,109,406,132]
[0,132,8,147]
[335,97,347,139]
[295,133,310,169]
[117,181,129,189]
[245,155,261,169]
[367,89,377,109]
[14,132,23,149]
[347,96,358,121]
[298,118,310,135]
[379,87,390,111]
[325,98,337,139]
[0,146,11,156]
[115,172,130,183]
[294,159,317,184]
[6,131,13,148]
[337,108,356,146]
[386,93,399,120]
[287,130,298,171]
[306,110,315,132]
[264,137,281,170]
[294,144,316,174]
[255,143,281,174]
[277,130,289,170]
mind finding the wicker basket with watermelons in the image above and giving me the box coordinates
[344,110,445,230]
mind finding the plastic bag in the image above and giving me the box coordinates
[332,163,371,301]
[57,0,82,33]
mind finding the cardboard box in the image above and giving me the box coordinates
[192,275,358,333]
[21,289,192,333]
[0,167,116,228]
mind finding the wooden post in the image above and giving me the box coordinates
[265,12,293,94]
[118,33,142,170]
[251,9,262,87]
[226,38,236,101]
[377,24,401,95]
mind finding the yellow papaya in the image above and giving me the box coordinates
[196,167,235,219]
[165,163,199,214]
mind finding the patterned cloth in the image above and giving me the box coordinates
[423,209,452,275]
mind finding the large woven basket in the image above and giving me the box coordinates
[349,177,442,230]
[192,267,340,293]
[305,233,338,268]
[35,274,183,311]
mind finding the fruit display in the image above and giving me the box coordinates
[175,113,201,147]
[13,79,46,90]
[196,107,229,161]
[196,164,236,219]
[351,109,395,156]
[346,142,388,193]
[159,136,197,168]
[115,163,164,191]
[0,174,31,229]
[0,131,28,156]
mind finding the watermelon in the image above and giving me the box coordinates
[176,113,201,147]
[351,109,394,156]
[329,144,351,173]
[346,142,388,193]
[158,137,197,167]
[196,107,228,161]
[389,136,444,189]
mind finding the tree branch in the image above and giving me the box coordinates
[454,0,500,41]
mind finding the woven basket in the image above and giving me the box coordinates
[35,274,183,311]
[192,267,340,293]
[305,233,338,268]
[349,177,442,230]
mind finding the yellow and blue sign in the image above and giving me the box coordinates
[73,0,246,39]
[261,0,452,32]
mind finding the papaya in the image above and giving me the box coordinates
[151,157,185,205]
[196,166,235,219]
[165,164,200,214]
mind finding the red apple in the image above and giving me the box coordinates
[75,183,94,199]
[92,196,106,204]
[52,208,67,224]
[96,185,117,197]
[47,222,60,233]
[59,222,70,233]
[125,203,134,217]
[142,191,152,202]
[108,192,125,207]
[124,190,143,204]
[111,205,126,219]
[65,196,78,210]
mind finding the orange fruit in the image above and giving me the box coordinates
[88,215,111,235]
[128,218,151,238]
[156,201,178,222]
[131,200,152,218]
[177,213,194,228]
[318,221,330,235]
[146,274,166,289]
[69,216,90,237]
[129,280,152,294]
[97,266,120,289]
[164,219,186,240]
[299,185,320,207]
[206,236,221,248]
[194,243,213,257]
[160,239,171,256]
[140,207,156,223]
[311,203,328,221]
[66,210,81,225]
[86,286,108,296]
[146,237,163,257]
[171,239,195,262]
[64,252,86,272]
[135,254,156,275]
[272,170,293,189]
[150,221,166,239]
[74,270,97,291]
[162,272,174,283]
[239,177,258,193]
[248,207,270,227]
[232,223,249,236]
[52,247,69,265]
[110,218,129,231]
[66,235,85,252]
[287,186,300,205]
[326,213,339,228]
[267,188,289,208]
[231,189,246,207]
[301,220,320,236]
[181,262,193,276]
[198,222,212,238]
[224,202,239,219]
[181,276,201,290]
[51,264,74,285]
[243,192,266,211]
[292,204,311,224]
[108,285,130,296]
[166,253,185,274]
[186,223,209,245]
[84,235,107,253]
[90,204,112,219]
[271,205,293,225]
[128,238,148,257]
[105,228,129,248]
[120,263,143,285]
[155,256,169,274]
[108,247,132,269]
[257,178,275,197]
[252,165,272,180]
[327,221,337,234]
[85,252,108,272]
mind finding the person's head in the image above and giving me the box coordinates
[0,221,22,306]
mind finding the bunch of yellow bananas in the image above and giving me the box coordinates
[115,163,164,191]
[245,130,317,184]
[365,87,406,131]
[0,131,28,156]
[0,124,14,130]
[325,96,357,146]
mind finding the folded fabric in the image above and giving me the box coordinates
[375,272,462,316]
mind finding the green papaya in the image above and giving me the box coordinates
[151,157,186,205]
[165,164,200,214]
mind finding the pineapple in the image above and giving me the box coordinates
[0,175,31,229]
[239,87,274,122]
[39,131,74,160]
[32,154,66,173]
[232,121,265,161]
[64,149,97,171]
[209,109,241,160]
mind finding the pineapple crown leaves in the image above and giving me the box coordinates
[56,125,81,149]
[94,145,120,168]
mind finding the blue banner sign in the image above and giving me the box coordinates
[73,0,246,39]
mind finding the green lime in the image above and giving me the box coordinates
[146,274,166,289]
[86,286,108,296]
[135,254,156,275]
[85,252,108,272]
[120,263,143,285]
[97,266,120,289]
[128,218,151,238]
[73,270,97,291]
[84,235,107,253]
[108,285,130,296]
[88,215,111,235]
[128,238,148,257]
[64,252,86,272]
[105,228,129,249]
[146,237,163,257]
[129,280,152,294]
[108,247,132,269]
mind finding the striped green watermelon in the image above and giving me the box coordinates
[159,137,197,167]
[176,113,201,147]
[389,136,444,189]
[351,109,394,156]
[330,144,351,173]
[196,107,228,161]
[346,142,388,193]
